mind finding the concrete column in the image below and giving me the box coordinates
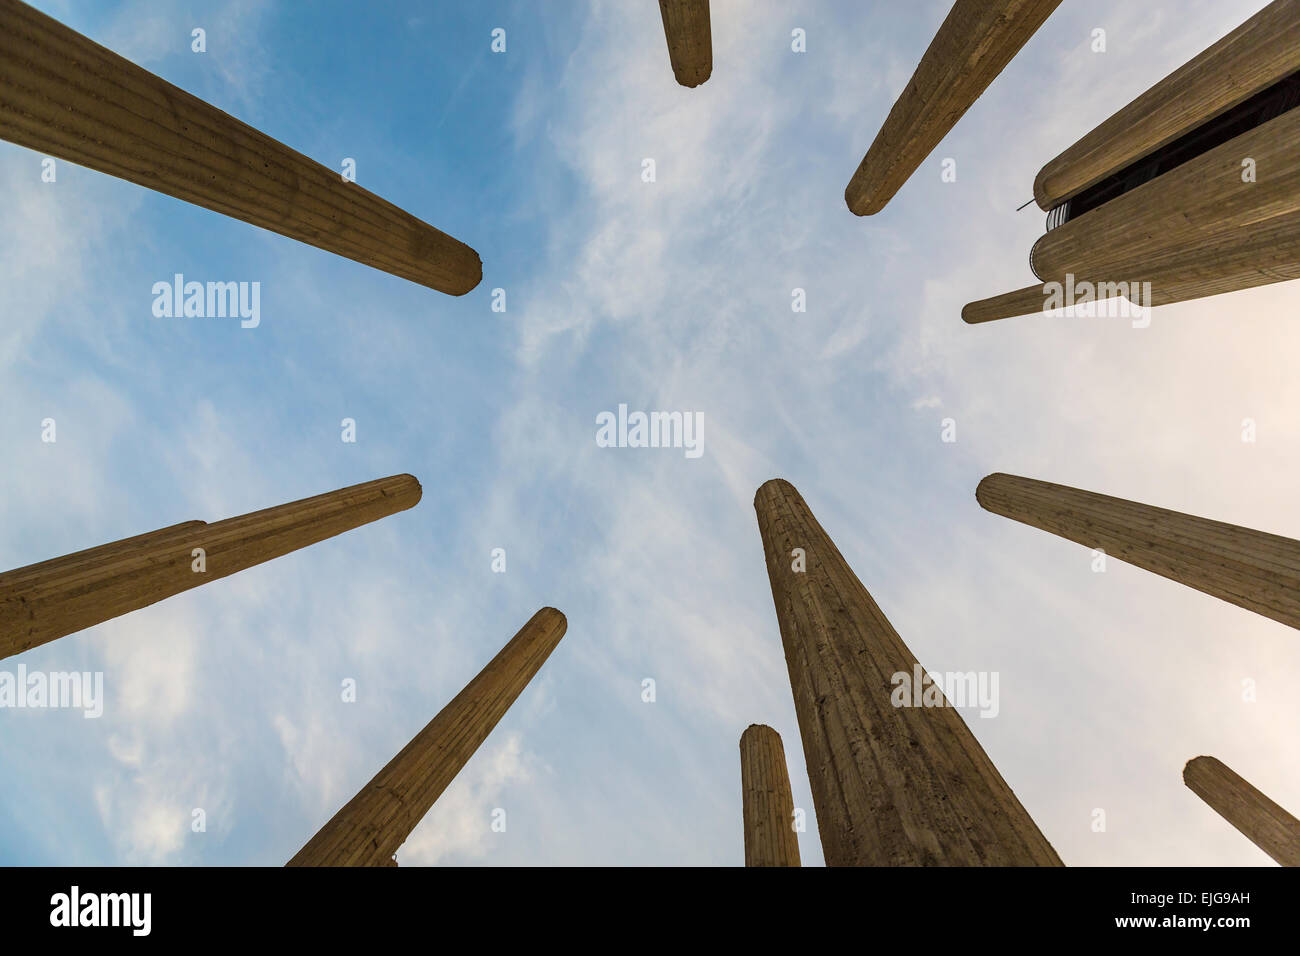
[977,473,1300,630]
[739,724,801,867]
[0,474,422,658]
[2,521,208,580]
[962,285,1052,325]
[1184,756,1300,866]
[288,607,567,866]
[964,208,1300,322]
[1030,109,1300,285]
[657,0,712,88]
[0,0,481,295]
[965,105,1300,324]
[845,0,1060,215]
[1035,0,1300,210]
[753,478,1061,866]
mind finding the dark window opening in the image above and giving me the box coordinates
[1047,67,1300,230]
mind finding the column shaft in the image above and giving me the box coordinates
[1030,109,1300,286]
[740,724,801,867]
[964,210,1300,322]
[0,474,422,658]
[754,478,1061,866]
[844,0,1060,215]
[657,0,712,88]
[1184,756,1300,866]
[962,285,1050,324]
[1035,0,1300,210]
[0,0,481,295]
[287,607,567,866]
[977,473,1300,629]
[1,521,207,581]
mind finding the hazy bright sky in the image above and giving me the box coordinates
[1,0,1296,866]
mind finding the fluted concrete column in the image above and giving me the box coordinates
[0,0,480,295]
[965,107,1300,323]
[977,473,1300,630]
[3,521,208,580]
[1031,109,1300,286]
[739,724,801,867]
[844,0,1060,216]
[0,474,422,658]
[1184,756,1300,866]
[754,479,1061,866]
[962,285,1052,325]
[1035,0,1300,210]
[288,607,567,866]
[657,0,712,88]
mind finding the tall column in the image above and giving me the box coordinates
[754,479,1061,866]
[1029,109,1300,287]
[0,474,422,658]
[739,724,801,867]
[976,473,1300,630]
[2,521,208,580]
[844,0,1060,216]
[1034,0,1300,210]
[965,104,1300,324]
[966,230,1300,322]
[1184,756,1300,866]
[962,285,1052,325]
[963,210,1300,322]
[0,0,481,295]
[288,606,567,866]
[657,0,712,88]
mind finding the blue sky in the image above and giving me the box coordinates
[2,0,1298,866]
